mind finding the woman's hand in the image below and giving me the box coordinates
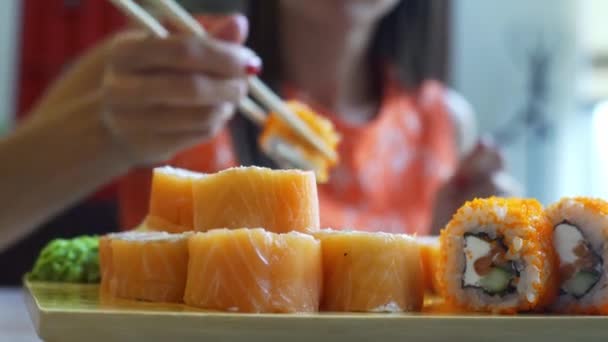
[101,14,259,166]
[430,139,523,234]
[0,15,260,251]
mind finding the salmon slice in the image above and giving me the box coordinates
[312,229,424,312]
[192,167,320,233]
[100,231,155,294]
[419,236,441,294]
[259,101,341,183]
[102,231,190,303]
[99,235,113,294]
[184,229,322,313]
[144,167,204,233]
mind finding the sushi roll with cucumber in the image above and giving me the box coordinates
[546,197,608,314]
[438,197,559,313]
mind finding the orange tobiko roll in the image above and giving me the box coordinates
[546,197,608,314]
[184,229,322,313]
[192,166,320,234]
[438,197,559,314]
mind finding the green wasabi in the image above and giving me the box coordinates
[27,235,101,283]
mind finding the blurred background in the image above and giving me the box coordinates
[0,0,606,204]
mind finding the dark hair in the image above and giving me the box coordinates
[178,0,450,87]
[247,0,450,90]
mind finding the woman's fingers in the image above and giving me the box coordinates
[109,103,235,134]
[465,140,503,175]
[104,72,247,107]
[109,32,261,77]
[458,177,501,199]
[100,24,259,166]
[203,14,249,44]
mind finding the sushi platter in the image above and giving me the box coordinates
[24,280,608,342]
[22,167,608,341]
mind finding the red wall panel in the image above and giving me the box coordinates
[17,0,125,200]
[17,0,125,118]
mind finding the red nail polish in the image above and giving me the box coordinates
[245,57,262,75]
[245,64,261,75]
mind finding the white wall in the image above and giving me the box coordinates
[579,0,608,53]
[450,0,581,204]
[579,0,608,101]
[0,0,21,135]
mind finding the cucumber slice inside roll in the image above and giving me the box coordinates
[563,271,600,298]
[479,268,513,294]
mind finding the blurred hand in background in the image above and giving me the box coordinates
[431,138,523,234]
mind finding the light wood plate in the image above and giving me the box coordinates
[24,280,607,342]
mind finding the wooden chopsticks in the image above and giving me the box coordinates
[108,0,267,127]
[108,0,336,161]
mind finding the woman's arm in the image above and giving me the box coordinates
[0,15,257,252]
[0,93,130,251]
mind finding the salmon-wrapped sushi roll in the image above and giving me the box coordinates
[312,229,423,312]
[99,235,113,293]
[184,229,321,313]
[438,197,558,313]
[547,197,608,314]
[192,166,320,234]
[102,231,190,303]
[100,231,158,293]
[144,166,204,233]
[419,236,441,294]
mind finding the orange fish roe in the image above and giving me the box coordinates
[259,101,341,183]
[546,197,608,314]
[438,197,559,313]
[558,197,608,216]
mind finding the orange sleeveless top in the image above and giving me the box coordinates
[118,74,456,235]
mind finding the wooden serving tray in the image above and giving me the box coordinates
[24,280,607,342]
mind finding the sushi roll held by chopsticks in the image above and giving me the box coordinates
[547,197,608,314]
[438,197,559,313]
[259,101,341,183]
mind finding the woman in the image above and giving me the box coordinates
[0,0,510,283]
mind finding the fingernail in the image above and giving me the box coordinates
[245,56,262,75]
